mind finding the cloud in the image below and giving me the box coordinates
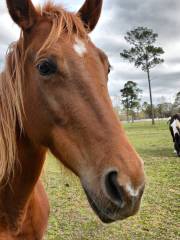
[0,0,179,104]
[91,0,180,103]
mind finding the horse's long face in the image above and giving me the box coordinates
[7,0,145,223]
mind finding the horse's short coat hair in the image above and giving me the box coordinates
[0,0,145,238]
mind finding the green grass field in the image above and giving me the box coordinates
[44,121,180,240]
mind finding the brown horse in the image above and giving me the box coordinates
[0,0,145,239]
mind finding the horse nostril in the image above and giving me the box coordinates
[105,170,124,207]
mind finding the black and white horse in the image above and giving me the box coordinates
[169,114,180,157]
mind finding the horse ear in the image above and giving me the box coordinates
[6,0,38,30]
[78,0,103,32]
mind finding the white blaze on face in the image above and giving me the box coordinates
[171,119,180,136]
[73,38,87,57]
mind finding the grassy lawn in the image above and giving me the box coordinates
[44,121,180,240]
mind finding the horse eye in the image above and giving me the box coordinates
[108,67,111,74]
[37,60,57,76]
[108,64,112,74]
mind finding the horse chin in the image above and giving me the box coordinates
[83,187,127,224]
[84,189,114,223]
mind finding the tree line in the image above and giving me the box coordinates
[117,80,179,122]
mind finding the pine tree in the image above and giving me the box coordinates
[120,27,164,124]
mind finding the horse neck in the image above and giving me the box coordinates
[0,129,47,227]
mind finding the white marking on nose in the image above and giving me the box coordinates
[73,38,87,57]
[126,183,140,197]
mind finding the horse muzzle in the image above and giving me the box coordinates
[83,170,145,223]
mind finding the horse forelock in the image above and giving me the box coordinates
[35,2,88,58]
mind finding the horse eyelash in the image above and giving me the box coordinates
[108,64,113,73]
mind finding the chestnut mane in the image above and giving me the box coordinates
[0,2,88,184]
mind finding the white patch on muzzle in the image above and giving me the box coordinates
[73,38,87,57]
[126,183,140,197]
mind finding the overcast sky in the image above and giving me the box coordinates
[0,0,180,104]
